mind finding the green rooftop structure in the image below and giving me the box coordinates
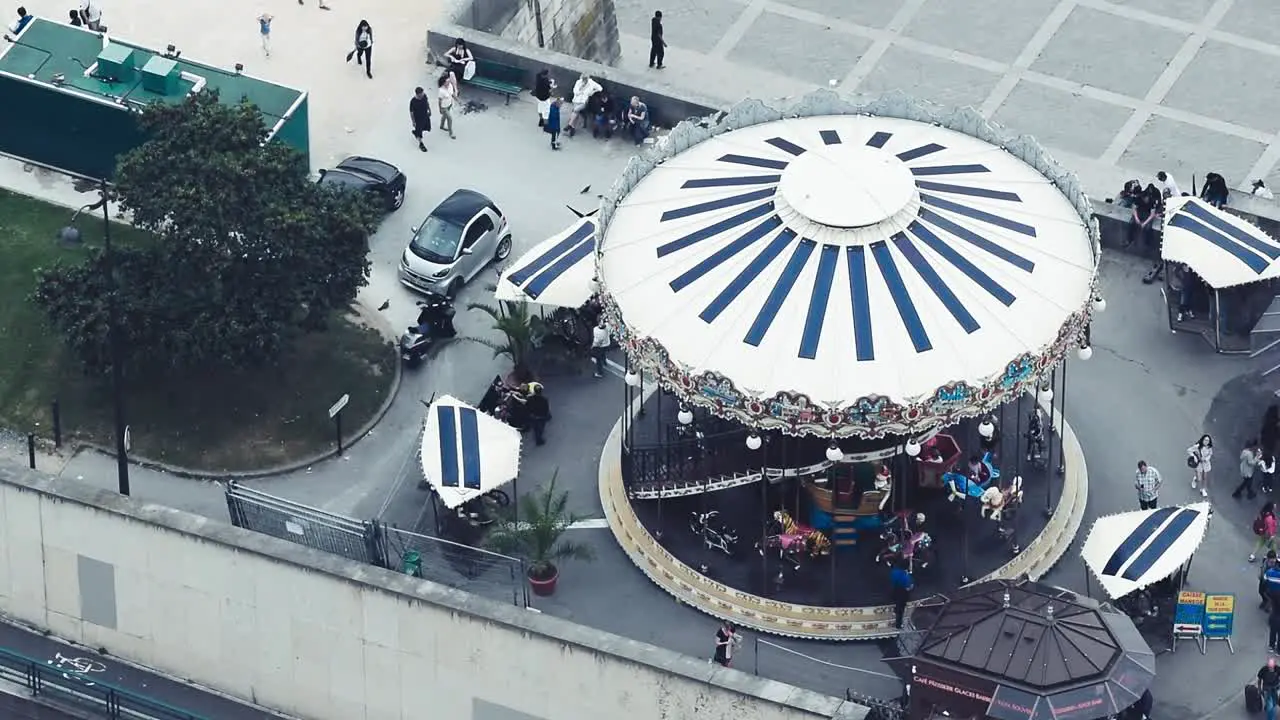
[0,18,310,180]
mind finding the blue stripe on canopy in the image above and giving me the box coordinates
[717,154,789,170]
[846,246,874,362]
[458,407,482,490]
[661,188,776,222]
[820,130,841,145]
[657,202,774,258]
[897,143,945,161]
[436,405,460,488]
[1101,507,1178,576]
[911,164,989,176]
[915,181,1021,202]
[799,245,840,359]
[745,239,815,346]
[922,194,1038,237]
[892,232,980,333]
[1120,508,1200,581]
[872,241,931,353]
[867,132,892,148]
[681,175,781,189]
[1168,214,1269,274]
[669,216,782,292]
[918,208,1035,273]
[700,229,795,323]
[1181,202,1280,260]
[524,235,595,299]
[908,221,1016,306]
[507,221,594,286]
[765,137,806,156]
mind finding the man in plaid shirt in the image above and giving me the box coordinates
[1135,460,1162,509]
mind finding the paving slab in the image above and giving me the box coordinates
[1030,6,1190,99]
[991,80,1137,158]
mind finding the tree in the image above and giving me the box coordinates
[485,472,594,581]
[32,91,380,375]
[466,299,543,380]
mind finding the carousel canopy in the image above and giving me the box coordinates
[496,218,597,308]
[420,395,522,509]
[598,102,1099,438]
[1080,503,1210,600]
[1162,197,1280,288]
[900,579,1155,720]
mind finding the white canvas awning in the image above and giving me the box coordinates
[420,395,521,509]
[1080,503,1211,599]
[495,218,597,308]
[1162,196,1280,288]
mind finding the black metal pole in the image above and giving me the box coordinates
[1014,395,1024,481]
[759,443,768,596]
[51,399,62,449]
[1045,367,1058,515]
[1057,359,1068,477]
[102,184,130,496]
[335,410,344,456]
[27,433,35,469]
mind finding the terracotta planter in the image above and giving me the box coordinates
[528,564,559,596]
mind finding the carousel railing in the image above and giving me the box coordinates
[621,425,753,492]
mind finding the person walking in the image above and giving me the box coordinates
[533,69,555,128]
[1237,440,1264,500]
[256,13,273,57]
[77,0,103,31]
[437,72,457,139]
[347,19,373,79]
[649,11,666,69]
[712,621,739,667]
[1188,434,1214,498]
[1254,502,1279,563]
[522,383,551,446]
[545,98,562,150]
[1263,453,1277,496]
[1260,656,1280,719]
[591,320,609,378]
[890,561,913,629]
[409,87,431,152]
[1134,460,1161,510]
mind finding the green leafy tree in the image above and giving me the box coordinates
[32,91,380,375]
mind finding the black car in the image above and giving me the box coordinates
[317,156,407,211]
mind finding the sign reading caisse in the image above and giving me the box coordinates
[1173,590,1205,636]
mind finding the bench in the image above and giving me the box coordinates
[463,60,524,105]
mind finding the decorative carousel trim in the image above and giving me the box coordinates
[597,396,1091,641]
[595,89,1101,439]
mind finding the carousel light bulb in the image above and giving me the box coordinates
[624,370,640,387]
[746,433,763,451]
[1077,345,1093,360]
[1039,385,1054,402]
[978,420,994,440]
[905,439,921,457]
[825,443,843,462]
[677,407,693,425]
[1092,296,1106,313]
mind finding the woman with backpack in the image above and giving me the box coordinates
[1188,434,1214,498]
[1253,502,1278,562]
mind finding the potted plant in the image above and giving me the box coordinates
[467,298,543,383]
[485,472,594,596]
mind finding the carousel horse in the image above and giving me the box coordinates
[876,513,933,570]
[756,510,831,571]
[980,475,1024,522]
[944,452,1001,502]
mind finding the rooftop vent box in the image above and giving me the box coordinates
[140,56,180,95]
[95,44,136,83]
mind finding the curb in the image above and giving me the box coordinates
[597,390,1091,641]
[68,304,405,481]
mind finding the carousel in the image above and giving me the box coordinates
[524,91,1103,638]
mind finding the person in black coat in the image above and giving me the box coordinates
[649,11,666,69]
[533,69,555,128]
[587,89,617,139]
[520,383,551,446]
[409,87,432,152]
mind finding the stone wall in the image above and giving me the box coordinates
[498,0,621,65]
[0,461,867,720]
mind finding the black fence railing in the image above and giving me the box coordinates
[622,425,752,488]
[224,482,528,607]
[0,646,208,720]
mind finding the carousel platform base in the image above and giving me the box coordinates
[598,397,1091,641]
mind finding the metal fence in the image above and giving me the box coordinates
[0,646,207,720]
[381,525,529,607]
[224,482,528,607]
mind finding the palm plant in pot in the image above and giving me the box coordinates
[467,298,543,384]
[485,472,593,596]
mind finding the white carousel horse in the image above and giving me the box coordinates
[980,475,1024,521]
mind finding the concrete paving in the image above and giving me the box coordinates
[612,0,1280,200]
[2,1,1278,718]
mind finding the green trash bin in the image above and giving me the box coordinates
[402,550,423,577]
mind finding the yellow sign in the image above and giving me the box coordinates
[1206,595,1234,613]
[1178,591,1205,604]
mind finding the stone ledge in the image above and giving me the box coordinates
[597,393,1091,641]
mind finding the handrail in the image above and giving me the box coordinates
[0,645,210,720]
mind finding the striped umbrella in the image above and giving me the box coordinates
[495,218,597,308]
[420,395,522,509]
[1162,196,1280,288]
[1080,503,1211,600]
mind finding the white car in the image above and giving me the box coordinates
[399,189,512,298]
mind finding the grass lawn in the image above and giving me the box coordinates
[0,188,396,473]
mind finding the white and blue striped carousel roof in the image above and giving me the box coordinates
[599,115,1097,409]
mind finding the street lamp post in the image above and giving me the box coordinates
[60,183,130,496]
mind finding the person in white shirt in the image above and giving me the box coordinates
[436,72,457,140]
[1254,180,1276,201]
[1155,171,1181,200]
[565,74,602,138]
[590,321,610,378]
[78,0,103,31]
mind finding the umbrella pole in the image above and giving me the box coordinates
[1214,289,1223,351]
[1084,558,1091,599]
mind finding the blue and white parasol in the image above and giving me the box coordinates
[1162,196,1280,288]
[1080,503,1211,599]
[420,395,522,509]
[496,218,597,308]
[599,113,1097,431]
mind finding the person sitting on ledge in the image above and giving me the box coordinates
[588,88,617,139]
[626,95,651,146]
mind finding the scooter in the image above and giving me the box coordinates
[400,295,457,367]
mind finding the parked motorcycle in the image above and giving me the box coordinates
[400,294,457,367]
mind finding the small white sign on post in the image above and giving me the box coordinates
[328,394,350,419]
